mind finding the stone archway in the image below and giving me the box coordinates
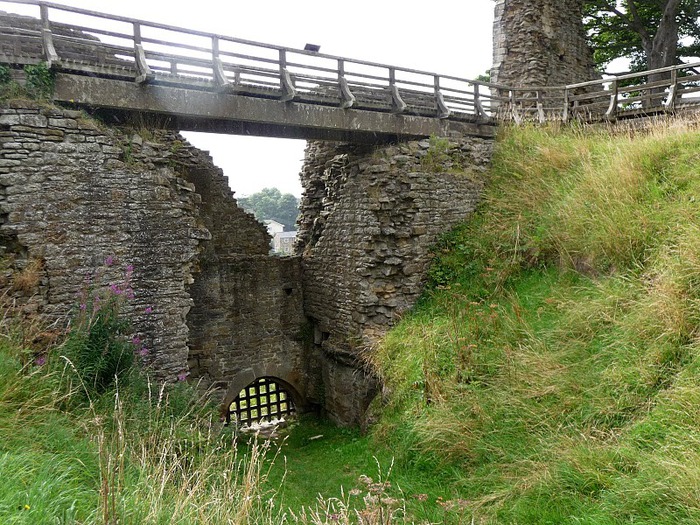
[226,376,299,426]
[221,364,306,425]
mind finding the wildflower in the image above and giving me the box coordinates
[126,264,134,274]
[109,283,122,295]
[104,255,115,267]
[23,504,30,510]
[144,306,153,314]
[138,347,149,357]
[413,493,428,502]
[177,371,189,382]
[131,336,141,346]
[79,303,86,310]
[34,355,46,366]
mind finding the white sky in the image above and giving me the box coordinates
[4,0,496,197]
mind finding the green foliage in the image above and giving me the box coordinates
[23,62,55,100]
[0,64,11,85]
[420,135,464,174]
[62,298,134,397]
[238,187,300,230]
[0,332,280,524]
[584,0,700,70]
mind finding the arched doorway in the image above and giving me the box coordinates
[226,376,297,426]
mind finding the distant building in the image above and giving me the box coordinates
[264,220,285,236]
[273,231,297,255]
[264,220,296,255]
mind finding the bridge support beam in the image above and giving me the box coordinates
[51,73,495,143]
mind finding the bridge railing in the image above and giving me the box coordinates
[0,0,499,122]
[495,61,700,123]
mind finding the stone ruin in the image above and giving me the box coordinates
[0,99,493,425]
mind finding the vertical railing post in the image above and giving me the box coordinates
[508,89,522,124]
[388,67,406,113]
[605,78,618,119]
[563,87,570,123]
[434,75,450,119]
[536,89,545,123]
[473,82,488,120]
[337,58,355,109]
[211,35,232,89]
[39,3,59,67]
[664,67,679,111]
[279,48,296,101]
[133,21,143,48]
[133,22,153,83]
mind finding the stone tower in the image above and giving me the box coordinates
[492,0,597,87]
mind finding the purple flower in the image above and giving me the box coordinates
[126,264,134,274]
[34,355,46,366]
[138,347,149,357]
[105,255,115,267]
[144,306,153,314]
[79,303,86,310]
[125,289,135,300]
[177,371,189,382]
[109,284,122,295]
[131,336,141,345]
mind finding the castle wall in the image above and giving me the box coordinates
[0,102,206,380]
[297,136,493,425]
[0,102,309,398]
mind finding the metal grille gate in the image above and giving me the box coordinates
[228,377,296,425]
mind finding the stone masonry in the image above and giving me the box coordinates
[0,101,308,403]
[179,140,309,404]
[0,101,208,381]
[0,100,494,426]
[297,137,493,425]
[491,0,597,88]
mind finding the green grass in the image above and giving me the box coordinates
[371,119,700,523]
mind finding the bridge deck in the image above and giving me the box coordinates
[0,0,498,141]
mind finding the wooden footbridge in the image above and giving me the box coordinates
[0,0,499,142]
[0,0,699,142]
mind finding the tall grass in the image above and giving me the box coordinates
[374,119,700,523]
[0,282,282,524]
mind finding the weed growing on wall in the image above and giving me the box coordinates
[421,135,464,174]
[23,62,54,100]
[0,62,54,101]
[0,62,23,101]
[61,259,137,397]
[0,63,11,85]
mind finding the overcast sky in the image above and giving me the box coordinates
[4,0,496,197]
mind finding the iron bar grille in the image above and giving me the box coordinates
[229,377,296,424]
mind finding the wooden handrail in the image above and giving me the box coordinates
[3,0,700,124]
[0,0,492,119]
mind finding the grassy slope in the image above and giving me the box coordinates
[373,120,700,524]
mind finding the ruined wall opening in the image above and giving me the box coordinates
[226,376,298,427]
[182,133,304,256]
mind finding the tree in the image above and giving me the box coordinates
[584,0,700,72]
[237,187,300,231]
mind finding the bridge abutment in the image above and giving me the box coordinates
[297,136,493,425]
